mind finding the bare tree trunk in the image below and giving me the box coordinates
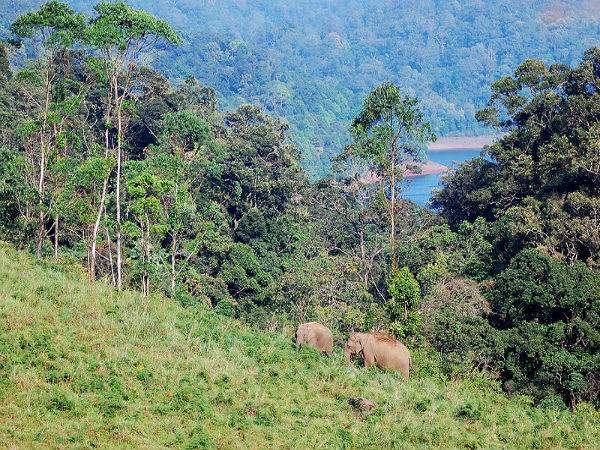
[91,75,114,283]
[359,229,368,288]
[105,210,116,286]
[90,144,110,284]
[36,150,45,259]
[54,215,58,261]
[170,234,176,297]
[36,70,52,259]
[115,80,123,291]
[85,231,92,284]
[36,124,48,257]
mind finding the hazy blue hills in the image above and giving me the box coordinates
[3,0,600,176]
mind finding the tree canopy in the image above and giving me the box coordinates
[4,0,600,176]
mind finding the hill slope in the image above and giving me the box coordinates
[0,243,598,449]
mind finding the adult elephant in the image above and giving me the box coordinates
[344,332,411,379]
[295,322,333,354]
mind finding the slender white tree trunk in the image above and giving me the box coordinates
[105,207,116,286]
[36,139,46,258]
[53,215,58,261]
[90,127,111,284]
[90,174,109,283]
[36,74,51,259]
[170,234,177,297]
[115,79,123,291]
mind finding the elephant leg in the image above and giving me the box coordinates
[363,351,375,368]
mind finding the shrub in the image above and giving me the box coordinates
[386,267,422,340]
[490,249,600,407]
[538,395,567,411]
[420,278,504,378]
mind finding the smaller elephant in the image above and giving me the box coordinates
[295,322,333,354]
[344,332,411,379]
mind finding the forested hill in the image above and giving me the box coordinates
[2,0,600,176]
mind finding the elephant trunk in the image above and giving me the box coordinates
[295,331,303,348]
[344,346,352,364]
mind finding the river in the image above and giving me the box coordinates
[403,148,484,207]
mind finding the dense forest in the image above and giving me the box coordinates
[2,0,600,176]
[1,0,600,429]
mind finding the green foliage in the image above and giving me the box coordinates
[386,267,422,341]
[5,1,600,176]
[0,147,32,243]
[425,50,600,406]
[538,395,567,411]
[489,249,600,407]
[387,267,421,313]
[87,2,180,50]
[140,0,600,176]
[9,1,86,50]
[420,278,503,379]
[3,1,600,418]
[347,82,434,268]
[0,44,10,83]
[435,50,600,266]
[214,299,234,317]
[397,217,494,290]
[159,110,210,153]
[276,254,377,337]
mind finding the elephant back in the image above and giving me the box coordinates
[367,332,411,378]
[369,332,398,344]
[296,322,333,354]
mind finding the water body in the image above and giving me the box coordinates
[404,148,484,207]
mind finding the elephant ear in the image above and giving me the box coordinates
[351,333,362,352]
[358,334,366,349]
[296,327,305,345]
[359,333,371,353]
[306,327,315,343]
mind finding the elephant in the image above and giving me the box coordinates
[344,332,412,379]
[295,322,333,354]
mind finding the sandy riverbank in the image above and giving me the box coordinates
[404,160,448,177]
[427,135,500,151]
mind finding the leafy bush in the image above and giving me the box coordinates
[538,395,567,411]
[214,299,235,317]
[420,278,504,378]
[386,267,421,341]
[490,249,600,407]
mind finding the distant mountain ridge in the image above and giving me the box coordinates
[2,0,600,177]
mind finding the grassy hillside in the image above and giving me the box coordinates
[0,243,599,450]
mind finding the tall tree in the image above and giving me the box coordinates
[155,110,213,297]
[126,170,172,296]
[349,82,434,269]
[86,1,180,288]
[311,173,386,294]
[9,0,85,258]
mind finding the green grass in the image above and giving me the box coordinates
[0,243,599,449]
